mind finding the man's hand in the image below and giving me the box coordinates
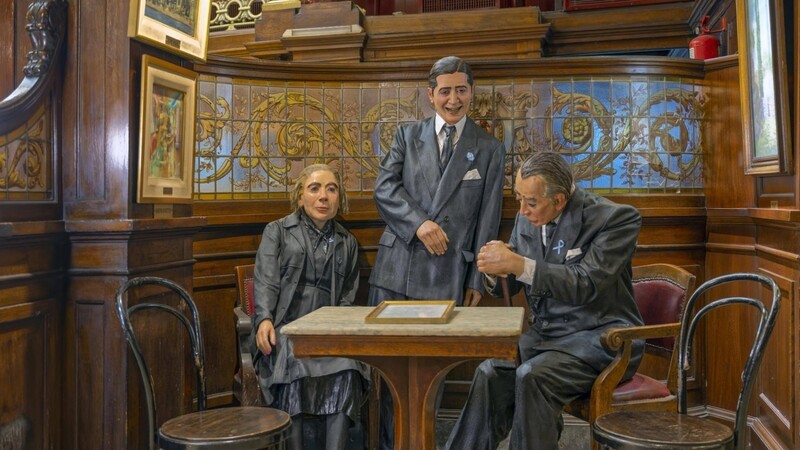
[477,240,524,277]
[463,288,482,307]
[416,220,449,255]
[256,319,277,355]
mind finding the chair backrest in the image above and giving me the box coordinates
[676,272,781,449]
[235,264,256,316]
[632,264,696,351]
[115,277,207,450]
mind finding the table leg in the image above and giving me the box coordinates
[361,356,468,450]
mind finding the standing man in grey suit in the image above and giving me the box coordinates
[369,55,505,308]
[368,56,506,450]
[446,152,645,450]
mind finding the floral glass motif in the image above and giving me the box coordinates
[195,75,705,200]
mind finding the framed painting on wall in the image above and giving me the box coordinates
[137,55,197,204]
[736,0,792,174]
[128,0,211,62]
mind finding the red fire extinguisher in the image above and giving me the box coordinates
[689,16,727,60]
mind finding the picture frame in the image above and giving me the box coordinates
[736,0,792,175]
[137,55,197,204]
[128,0,211,62]
[365,300,456,324]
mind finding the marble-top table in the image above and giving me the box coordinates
[282,306,524,450]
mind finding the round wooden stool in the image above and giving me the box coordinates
[592,411,733,449]
[159,406,291,450]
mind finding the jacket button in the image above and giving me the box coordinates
[542,321,549,327]
[444,216,450,223]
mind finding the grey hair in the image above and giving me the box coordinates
[428,56,474,89]
[518,152,573,202]
[290,163,349,215]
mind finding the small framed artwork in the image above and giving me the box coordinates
[365,300,456,324]
[736,0,792,174]
[137,55,197,204]
[128,0,211,62]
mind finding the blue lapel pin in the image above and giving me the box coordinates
[553,239,565,255]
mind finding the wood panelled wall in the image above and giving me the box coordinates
[703,55,797,449]
[1,2,797,450]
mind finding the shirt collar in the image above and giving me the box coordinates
[435,115,467,138]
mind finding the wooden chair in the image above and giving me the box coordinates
[116,276,291,450]
[232,264,381,449]
[592,272,781,449]
[233,264,264,407]
[564,263,696,449]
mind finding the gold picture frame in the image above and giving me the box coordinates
[365,300,456,324]
[736,0,792,174]
[137,55,197,204]
[128,0,211,62]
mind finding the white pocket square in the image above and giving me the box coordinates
[462,169,481,181]
[566,248,582,259]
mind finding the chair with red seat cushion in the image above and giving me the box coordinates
[564,263,696,449]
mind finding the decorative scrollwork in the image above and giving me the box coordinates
[24,0,67,77]
[0,0,67,134]
[196,87,416,192]
[0,104,49,191]
[544,86,617,181]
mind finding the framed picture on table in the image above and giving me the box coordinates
[365,300,455,324]
[136,55,197,204]
[128,0,211,62]
[736,0,792,174]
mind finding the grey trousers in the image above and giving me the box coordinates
[445,351,598,450]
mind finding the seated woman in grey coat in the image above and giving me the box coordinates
[252,163,369,450]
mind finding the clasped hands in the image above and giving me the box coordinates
[477,240,524,279]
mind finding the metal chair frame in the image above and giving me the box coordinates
[676,272,781,448]
[117,276,292,450]
[115,276,208,450]
[592,272,781,449]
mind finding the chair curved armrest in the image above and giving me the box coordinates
[600,323,681,352]
[235,306,253,336]
[233,306,263,406]
[590,322,681,417]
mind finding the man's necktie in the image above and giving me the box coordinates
[440,125,455,173]
[544,221,556,250]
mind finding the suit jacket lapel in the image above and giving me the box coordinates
[431,119,478,217]
[414,118,441,207]
[545,188,585,263]
[284,212,309,268]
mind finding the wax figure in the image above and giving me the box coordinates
[446,152,645,450]
[368,55,506,308]
[368,56,506,449]
[252,164,369,450]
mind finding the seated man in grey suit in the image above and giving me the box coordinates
[368,55,506,450]
[446,152,645,450]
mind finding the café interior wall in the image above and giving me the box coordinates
[192,74,706,201]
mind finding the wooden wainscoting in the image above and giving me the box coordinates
[0,222,65,450]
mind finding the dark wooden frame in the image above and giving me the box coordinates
[736,0,792,174]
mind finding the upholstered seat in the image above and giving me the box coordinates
[564,263,696,448]
[592,272,782,449]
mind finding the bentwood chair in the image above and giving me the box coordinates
[592,272,781,449]
[116,276,291,450]
[564,263,696,449]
